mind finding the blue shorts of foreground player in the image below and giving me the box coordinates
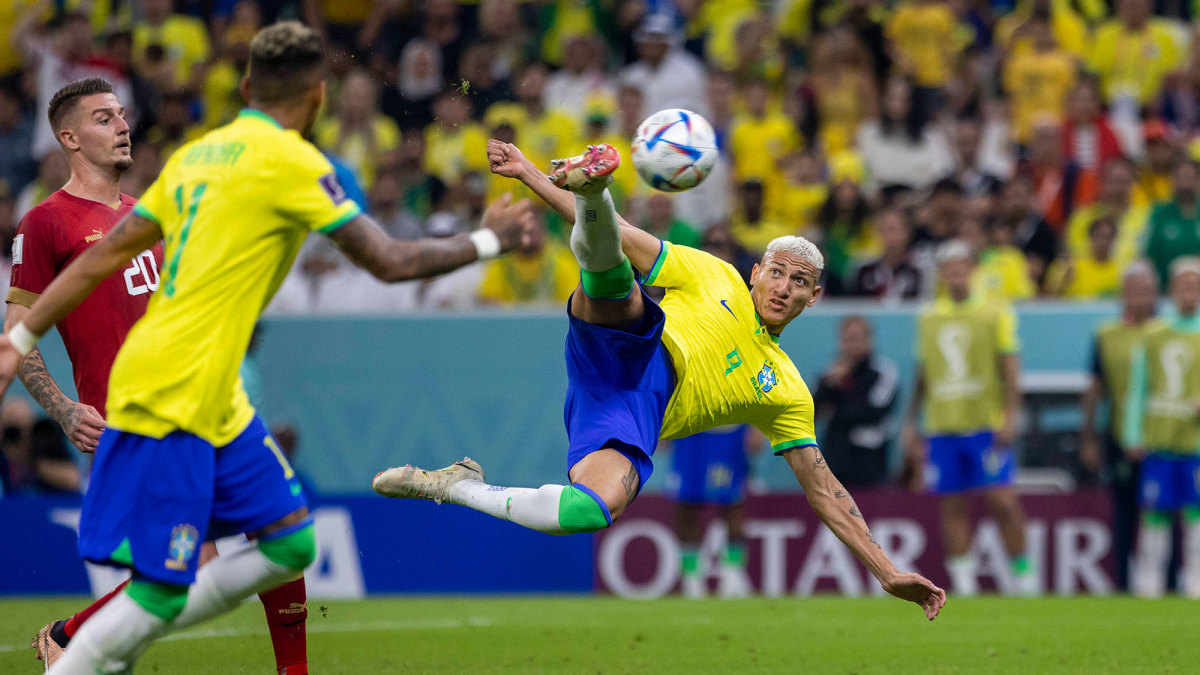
[1139,452,1200,511]
[79,415,308,586]
[671,426,750,505]
[926,430,1014,494]
[564,283,675,491]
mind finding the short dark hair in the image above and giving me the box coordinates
[47,77,114,132]
[246,21,325,104]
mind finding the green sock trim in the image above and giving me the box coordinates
[580,258,634,299]
[1184,507,1200,524]
[681,547,699,574]
[127,579,189,621]
[1143,510,1173,527]
[1010,555,1030,576]
[557,485,612,533]
[724,542,746,566]
[258,524,317,570]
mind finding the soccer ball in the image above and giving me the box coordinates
[630,109,718,193]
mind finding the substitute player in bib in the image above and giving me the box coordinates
[13,78,308,675]
[374,141,946,620]
[1124,257,1200,598]
[902,240,1033,596]
[0,22,533,673]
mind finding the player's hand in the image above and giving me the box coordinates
[1078,433,1102,473]
[60,402,105,453]
[487,140,528,179]
[0,336,19,403]
[881,571,946,621]
[481,193,535,253]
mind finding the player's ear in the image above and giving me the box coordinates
[807,284,822,307]
[58,127,80,152]
[238,76,251,103]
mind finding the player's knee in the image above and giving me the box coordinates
[258,522,317,571]
[127,578,190,621]
[558,485,614,533]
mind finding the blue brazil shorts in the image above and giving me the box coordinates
[1139,452,1200,512]
[79,415,308,585]
[670,425,750,505]
[926,430,1014,494]
[564,284,675,489]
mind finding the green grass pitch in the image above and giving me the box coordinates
[0,595,1195,673]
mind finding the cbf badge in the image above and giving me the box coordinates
[751,362,778,399]
[165,524,200,571]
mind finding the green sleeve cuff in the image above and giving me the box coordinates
[132,203,160,223]
[642,241,669,286]
[772,438,818,456]
[317,205,362,235]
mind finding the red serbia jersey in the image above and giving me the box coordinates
[8,190,163,417]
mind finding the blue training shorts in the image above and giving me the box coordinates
[926,430,1014,494]
[564,284,675,490]
[670,426,750,505]
[1139,452,1200,512]
[78,415,308,586]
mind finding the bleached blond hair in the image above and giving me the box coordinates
[1170,256,1200,281]
[764,235,825,271]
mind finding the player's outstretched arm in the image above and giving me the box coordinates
[3,304,104,452]
[486,139,663,274]
[783,446,947,620]
[329,194,534,282]
[0,213,163,403]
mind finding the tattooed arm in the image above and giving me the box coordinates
[329,195,533,283]
[783,445,946,620]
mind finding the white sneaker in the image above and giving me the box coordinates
[372,458,484,504]
[1010,570,1039,597]
[717,562,752,599]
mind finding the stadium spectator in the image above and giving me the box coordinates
[143,90,203,160]
[962,213,1036,302]
[302,0,373,56]
[15,152,69,223]
[771,151,828,243]
[730,179,790,258]
[0,399,36,496]
[485,63,578,178]
[856,77,954,196]
[1136,120,1179,205]
[457,42,515,118]
[669,425,761,598]
[853,208,923,301]
[1088,0,1181,110]
[884,0,960,112]
[950,116,1003,199]
[0,85,36,197]
[1124,257,1200,598]
[817,156,877,294]
[1080,262,1159,592]
[729,77,801,184]
[620,13,707,116]
[801,26,878,155]
[314,68,401,189]
[544,34,613,124]
[132,0,212,94]
[478,207,577,306]
[423,88,489,187]
[1061,79,1126,173]
[1021,120,1098,233]
[903,240,1034,596]
[201,31,252,131]
[640,193,701,248]
[1045,216,1122,298]
[1144,159,1200,287]
[13,4,134,161]
[997,173,1059,287]
[814,315,900,488]
[994,0,1088,59]
[1064,158,1146,266]
[1001,19,1076,147]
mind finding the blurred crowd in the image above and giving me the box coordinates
[3,0,1200,312]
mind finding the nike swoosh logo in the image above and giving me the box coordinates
[720,300,736,319]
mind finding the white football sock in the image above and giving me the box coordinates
[172,542,297,630]
[48,592,165,675]
[570,190,624,272]
[946,555,978,596]
[1183,520,1200,598]
[1135,524,1170,598]
[449,481,568,534]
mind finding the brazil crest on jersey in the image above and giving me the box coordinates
[643,242,817,455]
[109,109,361,445]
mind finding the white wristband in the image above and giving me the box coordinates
[469,228,502,261]
[8,321,39,357]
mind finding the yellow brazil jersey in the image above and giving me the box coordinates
[1065,203,1148,265]
[643,242,818,454]
[424,123,490,185]
[1088,20,1181,105]
[114,109,361,445]
[133,15,211,88]
[1046,256,1121,298]
[917,294,1019,434]
[1003,49,1076,144]
[885,2,960,87]
[730,111,801,182]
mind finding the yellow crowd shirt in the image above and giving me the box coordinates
[113,109,361,445]
[644,243,818,455]
[886,2,960,87]
[1088,20,1181,105]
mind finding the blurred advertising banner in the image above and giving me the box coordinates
[595,491,1115,598]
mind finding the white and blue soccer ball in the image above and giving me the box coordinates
[630,108,718,193]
